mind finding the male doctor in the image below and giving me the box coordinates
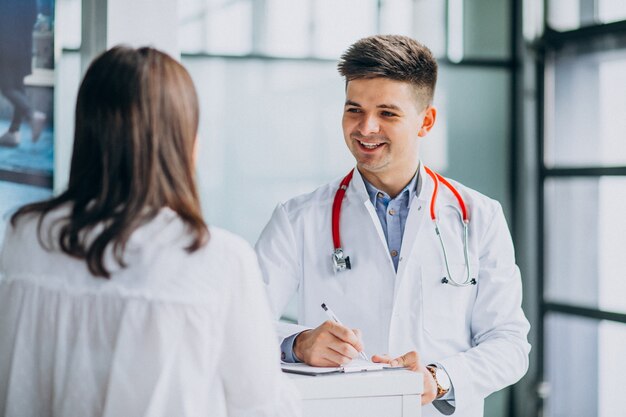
[255,35,530,416]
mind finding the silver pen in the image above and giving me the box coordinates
[321,302,369,361]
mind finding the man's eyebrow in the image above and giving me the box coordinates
[377,104,402,111]
[344,100,402,111]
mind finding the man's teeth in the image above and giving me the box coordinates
[359,141,382,149]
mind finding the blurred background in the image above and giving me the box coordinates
[1,1,626,416]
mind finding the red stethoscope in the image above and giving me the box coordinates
[331,166,476,286]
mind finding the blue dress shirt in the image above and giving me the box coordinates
[362,172,418,271]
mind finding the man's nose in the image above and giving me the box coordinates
[358,114,380,135]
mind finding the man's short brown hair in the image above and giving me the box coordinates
[337,35,438,105]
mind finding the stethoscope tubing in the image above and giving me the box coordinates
[331,166,476,286]
[425,167,475,286]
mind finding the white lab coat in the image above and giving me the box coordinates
[256,164,530,417]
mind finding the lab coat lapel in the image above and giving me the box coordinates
[349,168,396,273]
[395,164,434,283]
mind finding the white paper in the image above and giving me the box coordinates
[281,359,390,375]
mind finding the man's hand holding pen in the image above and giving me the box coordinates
[293,320,364,367]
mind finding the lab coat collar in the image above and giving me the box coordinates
[416,162,434,206]
[348,163,425,204]
[346,167,373,203]
[362,167,420,209]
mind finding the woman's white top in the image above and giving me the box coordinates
[0,207,301,417]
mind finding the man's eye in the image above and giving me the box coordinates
[381,111,397,117]
[346,108,362,113]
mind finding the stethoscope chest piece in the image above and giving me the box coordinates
[332,248,351,272]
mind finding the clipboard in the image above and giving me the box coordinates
[281,359,397,376]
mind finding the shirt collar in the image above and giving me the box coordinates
[362,166,420,207]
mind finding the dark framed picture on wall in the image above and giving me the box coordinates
[0,0,54,239]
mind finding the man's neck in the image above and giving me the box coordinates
[358,165,419,198]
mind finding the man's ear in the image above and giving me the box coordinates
[418,106,437,137]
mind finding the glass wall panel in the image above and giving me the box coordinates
[549,0,626,31]
[548,0,586,31]
[413,0,447,58]
[179,0,252,54]
[545,313,626,417]
[379,0,413,37]
[438,66,512,218]
[312,0,377,58]
[544,177,626,314]
[598,0,626,24]
[264,0,312,57]
[462,0,511,59]
[545,35,626,167]
[178,0,210,53]
[178,0,458,60]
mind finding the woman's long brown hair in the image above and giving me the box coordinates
[11,46,208,278]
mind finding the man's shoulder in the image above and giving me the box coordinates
[437,176,503,216]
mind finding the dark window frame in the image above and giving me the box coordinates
[535,3,626,415]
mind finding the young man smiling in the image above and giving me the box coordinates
[256,35,530,417]
[342,76,435,198]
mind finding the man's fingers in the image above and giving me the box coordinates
[315,356,346,367]
[327,339,360,360]
[371,354,392,364]
[298,321,368,366]
[316,343,357,366]
[301,343,351,367]
[388,351,419,370]
[372,351,420,368]
[324,321,363,351]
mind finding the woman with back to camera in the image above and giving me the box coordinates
[0,46,301,417]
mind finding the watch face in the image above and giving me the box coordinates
[435,367,451,391]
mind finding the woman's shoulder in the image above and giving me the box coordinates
[1,205,68,262]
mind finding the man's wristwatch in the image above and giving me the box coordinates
[426,365,451,399]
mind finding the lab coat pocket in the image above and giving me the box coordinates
[420,264,478,341]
